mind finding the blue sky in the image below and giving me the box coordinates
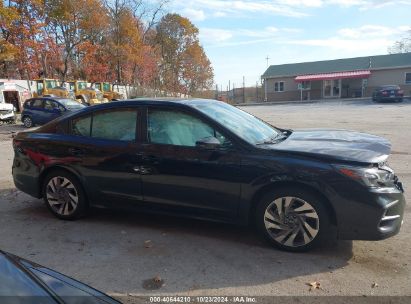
[170,0,411,88]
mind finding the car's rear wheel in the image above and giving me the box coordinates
[397,98,403,103]
[22,116,33,128]
[255,188,330,252]
[42,170,87,220]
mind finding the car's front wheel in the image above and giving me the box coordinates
[42,170,87,220]
[22,116,33,128]
[255,188,330,252]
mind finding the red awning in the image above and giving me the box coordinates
[295,70,371,82]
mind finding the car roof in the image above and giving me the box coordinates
[111,97,219,107]
[26,97,71,102]
[35,98,222,127]
[379,85,399,88]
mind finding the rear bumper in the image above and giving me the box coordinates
[379,96,403,101]
[12,157,42,199]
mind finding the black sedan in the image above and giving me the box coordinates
[0,250,120,303]
[372,85,404,102]
[12,99,406,251]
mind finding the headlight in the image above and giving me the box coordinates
[334,164,396,188]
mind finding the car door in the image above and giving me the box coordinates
[138,106,242,220]
[43,100,61,123]
[29,99,45,124]
[68,107,143,208]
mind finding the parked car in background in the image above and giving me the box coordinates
[0,250,120,303]
[372,85,404,102]
[22,97,85,128]
[12,99,405,252]
[0,102,16,125]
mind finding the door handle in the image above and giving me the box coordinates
[132,166,152,175]
[68,147,84,156]
[136,153,159,163]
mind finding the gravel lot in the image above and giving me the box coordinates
[0,98,410,301]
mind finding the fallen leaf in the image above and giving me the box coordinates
[144,240,152,248]
[372,283,378,288]
[153,275,161,283]
[307,281,321,291]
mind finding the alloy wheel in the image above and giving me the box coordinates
[23,117,32,128]
[264,196,319,248]
[46,176,79,216]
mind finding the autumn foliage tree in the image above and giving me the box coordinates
[1,0,44,80]
[0,0,214,96]
[156,13,213,95]
[0,2,19,76]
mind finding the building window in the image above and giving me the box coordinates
[406,73,411,84]
[302,81,311,90]
[298,81,311,90]
[274,81,284,92]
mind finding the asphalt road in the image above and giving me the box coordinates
[0,98,410,301]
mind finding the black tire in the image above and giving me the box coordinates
[255,187,331,252]
[397,98,403,103]
[42,169,87,220]
[22,116,33,128]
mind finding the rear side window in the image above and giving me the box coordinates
[71,109,137,141]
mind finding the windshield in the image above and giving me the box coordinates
[45,80,57,88]
[192,101,281,145]
[103,83,111,91]
[380,85,400,90]
[57,99,85,109]
[78,82,87,89]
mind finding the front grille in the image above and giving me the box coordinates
[0,110,12,115]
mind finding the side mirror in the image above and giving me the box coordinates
[195,136,221,150]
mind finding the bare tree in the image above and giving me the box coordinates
[388,29,411,54]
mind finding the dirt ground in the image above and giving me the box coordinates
[0,98,410,301]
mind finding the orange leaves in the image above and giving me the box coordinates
[156,13,214,95]
[1,0,212,93]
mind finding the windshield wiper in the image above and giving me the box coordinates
[255,134,286,145]
[255,130,292,145]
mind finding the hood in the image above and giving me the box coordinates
[264,129,391,164]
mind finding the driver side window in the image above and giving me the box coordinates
[148,109,228,147]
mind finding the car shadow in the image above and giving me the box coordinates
[0,188,353,295]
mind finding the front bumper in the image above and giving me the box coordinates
[335,187,406,240]
[0,112,15,121]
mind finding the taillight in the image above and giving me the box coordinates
[13,139,24,153]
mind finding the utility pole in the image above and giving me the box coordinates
[228,80,231,102]
[233,83,235,103]
[256,81,258,102]
[243,76,245,104]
